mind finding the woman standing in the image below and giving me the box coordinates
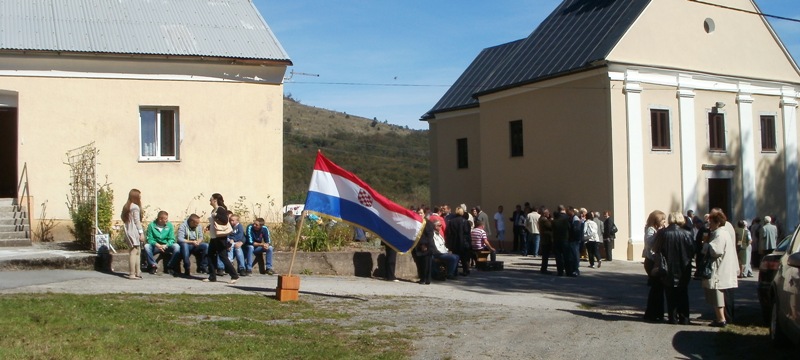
[643,210,666,322]
[735,220,753,278]
[583,212,601,268]
[702,211,739,327]
[204,193,239,284]
[654,212,695,324]
[121,189,144,280]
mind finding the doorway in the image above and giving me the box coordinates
[708,178,731,217]
[0,107,17,198]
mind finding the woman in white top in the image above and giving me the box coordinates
[703,211,739,327]
[583,212,601,268]
[121,189,144,280]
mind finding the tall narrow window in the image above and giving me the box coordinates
[140,107,179,161]
[760,115,777,152]
[650,109,670,150]
[509,120,523,157]
[708,113,726,152]
[456,138,468,169]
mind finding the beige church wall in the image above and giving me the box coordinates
[4,75,284,224]
[640,84,684,216]
[752,94,789,225]
[427,111,482,210]
[609,0,800,83]
[476,72,613,217]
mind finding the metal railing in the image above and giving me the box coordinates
[16,162,31,232]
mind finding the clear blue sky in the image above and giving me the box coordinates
[256,0,800,130]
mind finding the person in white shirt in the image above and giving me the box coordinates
[525,208,541,257]
[494,206,506,252]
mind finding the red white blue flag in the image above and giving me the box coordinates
[303,152,425,253]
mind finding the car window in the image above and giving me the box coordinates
[791,228,800,254]
[777,236,792,252]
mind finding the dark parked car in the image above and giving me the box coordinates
[769,227,800,345]
[759,235,793,323]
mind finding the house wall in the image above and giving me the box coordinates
[609,0,800,83]
[609,79,632,260]
[476,72,614,222]
[0,59,285,225]
[427,109,482,210]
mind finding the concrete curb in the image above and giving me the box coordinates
[0,246,419,278]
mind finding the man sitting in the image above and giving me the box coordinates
[247,218,275,275]
[471,220,497,262]
[226,214,247,276]
[432,220,459,280]
[176,214,208,276]
[144,211,180,275]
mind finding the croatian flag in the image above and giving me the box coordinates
[303,152,425,253]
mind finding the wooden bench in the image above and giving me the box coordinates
[473,249,492,270]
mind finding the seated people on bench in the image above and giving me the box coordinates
[432,220,460,279]
[144,211,180,275]
[177,214,208,276]
[247,218,275,275]
[471,220,497,262]
[226,214,247,276]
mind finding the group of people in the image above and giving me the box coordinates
[642,207,767,327]
[121,189,275,283]
[408,203,618,283]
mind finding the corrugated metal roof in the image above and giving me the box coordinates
[423,40,523,119]
[424,0,650,119]
[0,0,291,62]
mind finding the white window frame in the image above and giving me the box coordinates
[139,107,180,162]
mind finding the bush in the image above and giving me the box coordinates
[69,202,94,249]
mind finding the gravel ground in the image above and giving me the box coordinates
[0,254,774,359]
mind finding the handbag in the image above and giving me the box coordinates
[650,252,668,278]
[700,251,714,279]
[214,221,232,237]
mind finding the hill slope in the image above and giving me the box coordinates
[283,97,430,207]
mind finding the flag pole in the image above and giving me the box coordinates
[287,210,307,276]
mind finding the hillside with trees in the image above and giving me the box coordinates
[283,96,429,208]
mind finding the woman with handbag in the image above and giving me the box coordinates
[204,193,239,284]
[643,210,666,322]
[121,189,144,280]
[702,211,738,327]
[654,212,695,324]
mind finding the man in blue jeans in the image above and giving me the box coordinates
[247,218,275,275]
[432,220,460,279]
[226,214,247,276]
[144,211,180,275]
[176,214,208,276]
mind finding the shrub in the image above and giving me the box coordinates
[68,202,94,249]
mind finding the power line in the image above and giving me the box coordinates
[688,0,800,23]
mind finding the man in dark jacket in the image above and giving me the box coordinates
[551,205,571,276]
[654,212,695,324]
[602,210,616,261]
[446,207,471,276]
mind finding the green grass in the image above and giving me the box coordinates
[0,294,411,360]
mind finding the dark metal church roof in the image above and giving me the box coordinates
[423,0,650,119]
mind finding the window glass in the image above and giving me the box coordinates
[140,110,157,157]
[457,138,468,169]
[509,120,523,157]
[650,109,670,150]
[160,110,176,157]
[760,115,776,152]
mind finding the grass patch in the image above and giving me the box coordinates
[0,293,411,359]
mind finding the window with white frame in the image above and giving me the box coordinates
[140,107,179,161]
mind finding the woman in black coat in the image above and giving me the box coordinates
[445,207,471,276]
[414,215,435,285]
[653,211,695,324]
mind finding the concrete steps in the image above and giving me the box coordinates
[0,198,31,247]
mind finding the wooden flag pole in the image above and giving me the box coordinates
[277,211,306,301]
[287,210,307,276]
